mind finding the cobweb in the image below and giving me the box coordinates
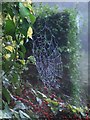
[32,24,63,89]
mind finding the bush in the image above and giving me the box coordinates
[32,4,80,105]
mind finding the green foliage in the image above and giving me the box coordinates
[2,87,11,104]
[66,9,81,106]
[19,3,36,24]
[27,56,36,64]
[33,4,81,106]
[2,2,36,119]
[34,3,58,18]
[4,19,15,36]
[2,2,89,120]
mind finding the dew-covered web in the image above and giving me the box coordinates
[32,24,63,89]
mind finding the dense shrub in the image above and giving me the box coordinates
[32,4,80,105]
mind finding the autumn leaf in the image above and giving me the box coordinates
[5,46,14,52]
[3,54,11,59]
[19,60,25,65]
[27,27,33,39]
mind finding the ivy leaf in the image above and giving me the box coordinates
[28,13,36,24]
[27,27,33,39]
[11,73,18,84]
[19,60,25,65]
[19,3,29,18]
[45,98,59,106]
[14,101,26,110]
[18,45,26,59]
[20,45,26,54]
[19,3,36,24]
[28,56,36,64]
[19,110,31,119]
[2,104,12,118]
[2,87,11,104]
[19,51,25,59]
[4,19,15,36]
[5,46,14,52]
[19,18,29,37]
[3,54,11,60]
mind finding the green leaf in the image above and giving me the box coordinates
[18,45,26,59]
[14,101,26,110]
[12,73,18,83]
[3,54,11,60]
[5,46,14,52]
[7,7,14,18]
[10,52,16,60]
[29,13,36,24]
[4,19,15,36]
[15,87,21,95]
[1,104,12,118]
[45,98,59,106]
[19,3,36,24]
[12,110,20,119]
[19,3,29,18]
[19,60,25,65]
[19,51,25,59]
[2,3,14,18]
[19,110,31,119]
[20,45,26,54]
[27,26,33,38]
[28,56,36,64]
[19,18,29,37]
[2,87,10,104]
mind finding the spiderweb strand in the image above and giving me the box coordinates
[33,24,63,89]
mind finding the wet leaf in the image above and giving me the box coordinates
[3,54,11,59]
[28,56,36,64]
[1,104,12,118]
[19,60,25,65]
[37,91,47,99]
[14,101,26,110]
[19,110,31,119]
[19,18,29,37]
[4,19,15,36]
[2,87,10,104]
[45,98,59,106]
[20,45,26,54]
[5,46,14,52]
[27,26,33,38]
[19,3,36,24]
[12,73,18,83]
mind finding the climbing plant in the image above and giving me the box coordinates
[2,2,36,119]
[32,4,81,105]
